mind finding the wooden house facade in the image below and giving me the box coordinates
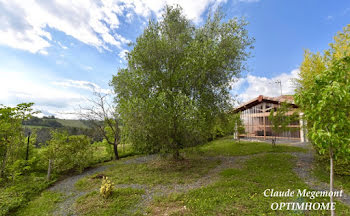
[233,95,307,142]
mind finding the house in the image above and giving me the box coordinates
[232,95,307,142]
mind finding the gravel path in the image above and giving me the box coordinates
[49,164,115,216]
[291,151,350,206]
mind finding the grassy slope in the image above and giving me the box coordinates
[16,137,350,215]
[24,125,49,129]
[55,119,89,128]
[15,191,63,216]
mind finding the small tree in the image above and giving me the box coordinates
[296,57,350,215]
[268,102,299,147]
[80,91,121,160]
[295,25,350,216]
[46,130,93,178]
[232,113,245,142]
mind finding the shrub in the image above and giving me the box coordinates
[317,153,350,176]
[46,131,93,174]
[100,176,114,199]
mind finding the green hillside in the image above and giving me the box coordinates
[55,119,89,129]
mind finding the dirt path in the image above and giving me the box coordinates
[291,151,350,206]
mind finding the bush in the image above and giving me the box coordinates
[0,175,49,216]
[100,176,114,199]
[46,131,93,174]
[316,153,350,176]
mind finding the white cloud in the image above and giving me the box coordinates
[236,69,300,103]
[52,79,111,94]
[118,49,129,60]
[0,0,128,54]
[57,41,68,49]
[125,12,134,23]
[230,78,245,90]
[39,50,49,55]
[0,0,260,54]
[122,0,228,23]
[0,69,112,119]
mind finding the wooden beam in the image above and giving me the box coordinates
[263,102,266,140]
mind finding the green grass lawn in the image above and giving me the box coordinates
[14,191,63,216]
[75,156,221,192]
[14,137,350,215]
[189,136,308,156]
[149,153,350,215]
[74,188,145,216]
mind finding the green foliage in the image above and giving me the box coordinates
[14,191,62,216]
[0,175,49,216]
[209,113,245,141]
[315,153,350,176]
[112,5,253,158]
[0,103,37,180]
[295,57,350,159]
[46,130,93,174]
[297,24,350,93]
[7,157,38,180]
[295,26,350,214]
[313,156,350,193]
[0,103,127,215]
[232,113,245,139]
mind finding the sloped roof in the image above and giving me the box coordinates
[232,95,297,113]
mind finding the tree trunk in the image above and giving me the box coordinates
[113,142,119,160]
[330,147,334,216]
[173,149,180,160]
[0,150,8,178]
[47,159,52,181]
[25,132,31,161]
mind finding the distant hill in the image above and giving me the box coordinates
[23,117,90,129]
[56,119,90,129]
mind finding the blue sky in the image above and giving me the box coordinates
[0,0,349,118]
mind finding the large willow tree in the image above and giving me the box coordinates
[112,5,253,159]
